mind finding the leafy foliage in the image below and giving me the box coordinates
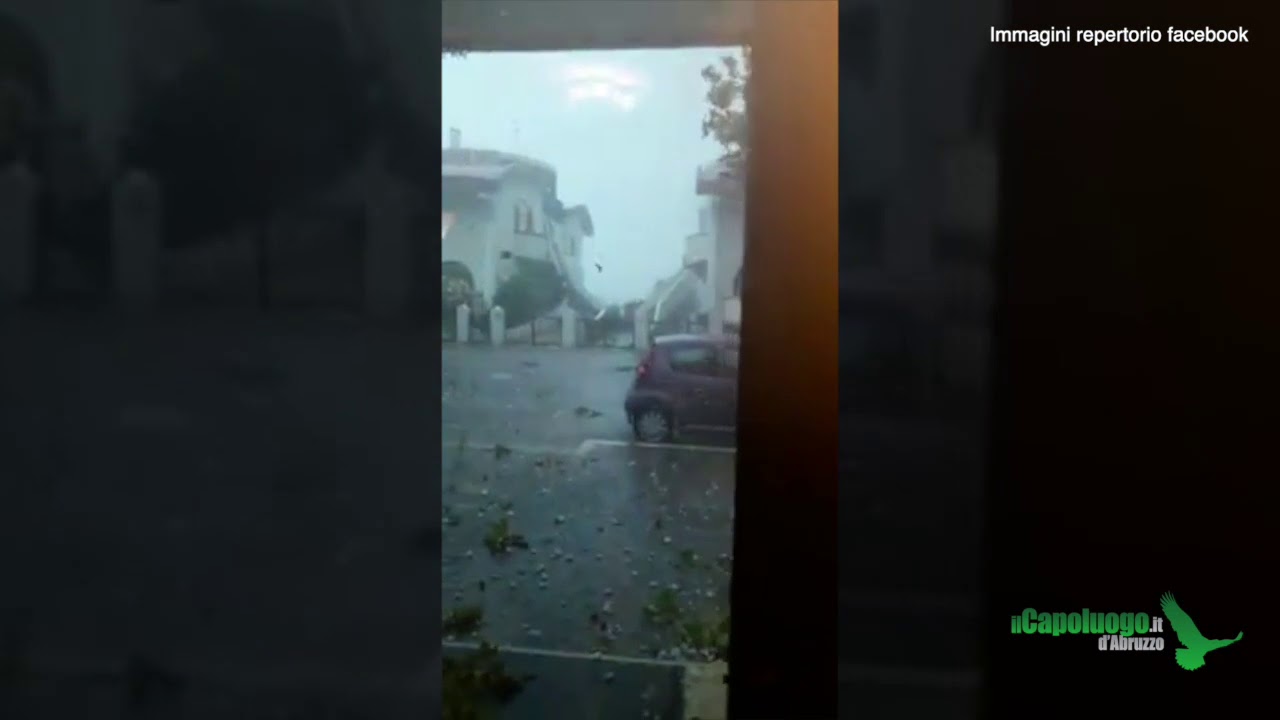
[680,612,731,660]
[491,258,566,328]
[700,48,750,174]
[482,517,529,556]
[440,605,532,720]
[443,605,485,637]
[643,587,682,627]
[443,641,533,720]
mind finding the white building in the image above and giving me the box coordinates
[441,136,599,324]
[682,227,715,317]
[643,158,746,335]
[695,159,745,333]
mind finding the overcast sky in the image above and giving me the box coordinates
[442,48,740,303]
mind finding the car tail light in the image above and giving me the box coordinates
[635,350,655,381]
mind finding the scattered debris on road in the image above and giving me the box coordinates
[483,517,529,556]
[443,435,735,662]
[444,605,485,638]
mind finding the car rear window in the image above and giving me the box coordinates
[666,345,720,376]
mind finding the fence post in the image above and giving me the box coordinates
[490,305,505,347]
[456,303,470,343]
[0,163,39,304]
[635,302,651,350]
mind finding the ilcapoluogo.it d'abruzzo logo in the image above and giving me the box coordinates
[1011,592,1242,671]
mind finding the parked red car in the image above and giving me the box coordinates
[624,334,740,443]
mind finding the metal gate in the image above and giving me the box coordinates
[531,314,563,346]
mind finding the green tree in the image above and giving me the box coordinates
[491,259,566,329]
[699,48,750,175]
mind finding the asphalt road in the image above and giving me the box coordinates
[441,442,735,661]
[440,343,737,717]
[443,344,640,448]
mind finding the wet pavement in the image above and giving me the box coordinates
[443,345,641,448]
[440,344,737,717]
[441,442,735,661]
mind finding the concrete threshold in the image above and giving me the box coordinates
[442,641,725,720]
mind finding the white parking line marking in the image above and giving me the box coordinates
[441,640,685,668]
[442,438,739,457]
[442,440,568,456]
[576,439,738,456]
[444,640,729,717]
[443,641,729,719]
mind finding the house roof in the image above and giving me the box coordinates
[543,196,595,237]
[557,204,594,236]
[441,164,510,181]
[442,147,555,170]
[441,147,557,189]
[442,147,593,235]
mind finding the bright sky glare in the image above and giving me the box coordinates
[442,47,741,303]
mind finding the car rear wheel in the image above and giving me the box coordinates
[633,408,673,443]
